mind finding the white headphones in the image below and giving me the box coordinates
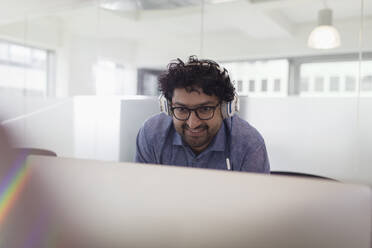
[159,93,239,119]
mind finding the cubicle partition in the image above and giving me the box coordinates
[119,96,159,162]
[3,95,372,184]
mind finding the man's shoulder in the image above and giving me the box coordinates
[229,115,270,173]
[229,115,265,147]
[141,113,173,140]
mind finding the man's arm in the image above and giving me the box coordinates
[240,143,270,173]
[135,126,156,163]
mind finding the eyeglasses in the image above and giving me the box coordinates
[171,104,220,121]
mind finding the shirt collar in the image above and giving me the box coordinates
[172,121,226,152]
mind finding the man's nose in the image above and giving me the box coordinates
[186,110,202,129]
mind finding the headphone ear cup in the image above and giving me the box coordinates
[159,95,171,116]
[220,101,229,119]
[220,95,239,119]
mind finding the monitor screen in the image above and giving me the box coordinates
[1,155,371,248]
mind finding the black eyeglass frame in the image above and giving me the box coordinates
[170,103,220,121]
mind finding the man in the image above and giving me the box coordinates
[135,56,270,173]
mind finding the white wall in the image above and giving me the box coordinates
[68,36,98,95]
[68,35,139,96]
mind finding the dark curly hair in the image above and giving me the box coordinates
[158,55,235,103]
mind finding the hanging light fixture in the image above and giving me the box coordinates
[308,8,341,49]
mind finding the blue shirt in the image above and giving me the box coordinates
[135,113,270,173]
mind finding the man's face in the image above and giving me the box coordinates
[171,87,223,154]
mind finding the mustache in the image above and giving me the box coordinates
[182,124,208,131]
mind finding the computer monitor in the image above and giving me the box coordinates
[1,155,371,248]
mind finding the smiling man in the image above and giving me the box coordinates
[135,56,270,173]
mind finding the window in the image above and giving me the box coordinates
[0,40,53,96]
[261,79,268,92]
[249,80,255,92]
[220,53,372,98]
[314,77,324,92]
[221,59,289,97]
[362,75,372,91]
[137,68,162,96]
[329,76,340,92]
[296,55,372,97]
[237,80,243,92]
[274,79,281,92]
[345,76,356,91]
[300,77,309,92]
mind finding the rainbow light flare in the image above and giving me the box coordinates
[0,151,60,248]
[0,151,31,225]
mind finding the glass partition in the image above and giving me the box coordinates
[203,0,369,183]
[357,0,372,183]
[0,0,203,162]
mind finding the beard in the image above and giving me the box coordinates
[180,124,213,151]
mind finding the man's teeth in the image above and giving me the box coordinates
[189,129,203,133]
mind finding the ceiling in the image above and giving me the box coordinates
[0,0,370,42]
[0,0,370,22]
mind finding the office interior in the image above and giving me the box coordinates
[1,0,371,184]
[0,0,372,247]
